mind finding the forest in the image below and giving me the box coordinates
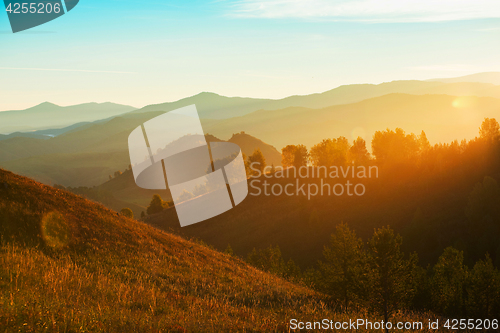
[226,118,500,322]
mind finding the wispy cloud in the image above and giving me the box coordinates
[227,0,500,22]
[0,67,135,74]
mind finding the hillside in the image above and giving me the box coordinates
[136,92,272,119]
[3,79,500,187]
[204,94,500,149]
[228,132,282,166]
[0,102,136,134]
[145,129,500,271]
[70,133,280,217]
[0,168,341,331]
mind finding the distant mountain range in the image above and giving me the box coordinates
[3,72,500,135]
[1,72,500,189]
[2,93,497,190]
[0,107,281,187]
[204,93,500,149]
[129,74,500,119]
[428,72,500,85]
[0,102,136,134]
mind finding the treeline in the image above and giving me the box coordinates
[275,118,500,267]
[241,223,500,320]
[278,117,500,171]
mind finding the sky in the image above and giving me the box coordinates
[1,0,500,110]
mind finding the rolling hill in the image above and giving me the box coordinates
[2,93,500,188]
[3,74,500,136]
[0,167,347,331]
[3,74,500,194]
[204,93,500,149]
[65,132,282,217]
[132,80,500,119]
[0,102,136,134]
[228,132,282,166]
[0,110,281,188]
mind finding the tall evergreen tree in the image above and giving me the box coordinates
[431,247,468,316]
[247,148,267,177]
[367,226,417,331]
[466,254,500,318]
[319,222,367,312]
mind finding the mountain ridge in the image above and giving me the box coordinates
[203,93,500,149]
[428,72,500,85]
[0,102,137,134]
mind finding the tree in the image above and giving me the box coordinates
[224,244,234,256]
[246,245,301,280]
[431,247,468,316]
[371,128,419,164]
[247,148,266,176]
[466,254,500,318]
[147,194,167,215]
[466,177,500,219]
[319,223,367,311]
[120,208,133,219]
[465,176,500,243]
[367,226,417,330]
[348,137,370,165]
[479,118,500,141]
[281,144,308,168]
[281,145,296,167]
[418,130,431,153]
[310,137,350,167]
[140,211,146,219]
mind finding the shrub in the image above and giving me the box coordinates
[120,208,134,219]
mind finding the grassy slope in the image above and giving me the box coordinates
[94,168,172,216]
[0,168,350,332]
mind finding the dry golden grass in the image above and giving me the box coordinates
[0,168,448,332]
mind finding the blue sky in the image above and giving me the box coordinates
[1,0,500,110]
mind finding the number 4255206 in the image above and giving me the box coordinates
[5,2,62,14]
